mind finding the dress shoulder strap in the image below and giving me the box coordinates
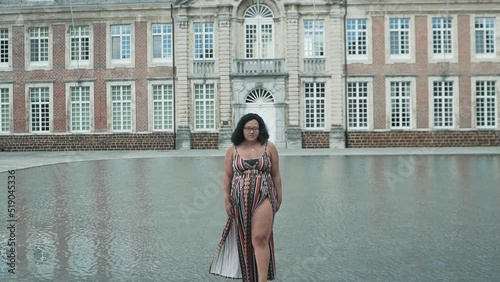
[264,142,268,153]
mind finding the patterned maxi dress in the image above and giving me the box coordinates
[209,143,278,281]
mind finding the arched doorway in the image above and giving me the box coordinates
[244,89,276,143]
[244,4,274,59]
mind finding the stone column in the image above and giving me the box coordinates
[217,6,233,150]
[175,12,191,149]
[285,5,302,149]
[329,9,346,148]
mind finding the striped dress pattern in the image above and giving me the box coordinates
[209,143,278,281]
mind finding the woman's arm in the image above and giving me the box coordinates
[268,142,282,210]
[223,144,235,216]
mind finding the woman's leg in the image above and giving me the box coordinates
[251,198,273,282]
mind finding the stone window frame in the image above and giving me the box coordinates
[0,83,13,133]
[346,18,372,64]
[303,19,325,58]
[106,23,135,69]
[471,76,500,130]
[303,81,327,130]
[66,81,94,133]
[193,22,215,60]
[243,4,275,59]
[0,26,12,71]
[385,16,416,64]
[148,80,174,132]
[25,82,54,134]
[191,80,217,132]
[148,22,173,67]
[106,81,136,133]
[428,76,459,130]
[385,76,417,130]
[346,77,374,131]
[471,15,499,63]
[25,25,53,71]
[65,24,94,70]
[428,15,459,64]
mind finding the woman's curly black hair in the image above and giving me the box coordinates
[231,113,269,145]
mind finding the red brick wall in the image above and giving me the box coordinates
[0,133,175,151]
[191,133,219,149]
[302,132,330,148]
[348,131,500,148]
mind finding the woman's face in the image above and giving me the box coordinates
[243,119,260,142]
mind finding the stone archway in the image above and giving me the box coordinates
[244,89,276,143]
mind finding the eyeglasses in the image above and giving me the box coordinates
[244,127,260,132]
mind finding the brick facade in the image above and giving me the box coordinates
[302,132,330,148]
[348,131,500,148]
[0,133,174,151]
[191,133,219,149]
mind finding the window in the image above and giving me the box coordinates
[347,81,369,129]
[111,85,132,131]
[0,28,8,65]
[152,23,172,61]
[475,17,495,55]
[0,87,10,132]
[194,84,215,130]
[390,81,411,129]
[29,27,49,63]
[194,23,214,60]
[475,80,497,128]
[389,18,410,56]
[304,82,325,129]
[152,84,173,130]
[244,4,274,59]
[29,87,50,132]
[69,26,90,62]
[70,85,91,132]
[346,19,367,56]
[304,20,324,58]
[432,17,453,55]
[432,80,455,128]
[111,25,131,60]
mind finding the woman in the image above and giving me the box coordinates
[209,113,282,282]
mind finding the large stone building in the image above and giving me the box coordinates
[0,0,499,151]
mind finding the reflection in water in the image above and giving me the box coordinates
[0,155,499,281]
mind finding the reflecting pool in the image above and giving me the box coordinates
[0,155,499,281]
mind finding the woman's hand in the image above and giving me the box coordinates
[225,202,234,218]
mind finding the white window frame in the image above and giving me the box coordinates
[106,81,136,132]
[385,77,417,130]
[471,16,499,63]
[192,82,216,131]
[148,80,174,132]
[193,22,215,60]
[428,76,459,130]
[66,24,93,69]
[471,76,500,129]
[0,83,13,134]
[244,4,275,59]
[25,83,53,134]
[303,20,325,58]
[149,23,173,67]
[347,77,373,130]
[66,82,94,133]
[304,81,326,129]
[25,26,53,71]
[428,16,458,63]
[385,16,415,64]
[106,23,135,68]
[346,18,372,64]
[0,26,12,71]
